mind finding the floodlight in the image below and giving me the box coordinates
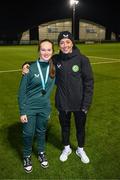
[70,0,79,6]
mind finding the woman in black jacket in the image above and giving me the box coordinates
[53,31,94,163]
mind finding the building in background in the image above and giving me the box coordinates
[20,19,116,44]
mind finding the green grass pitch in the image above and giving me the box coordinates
[0,43,120,179]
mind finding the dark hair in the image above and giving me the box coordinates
[38,39,54,52]
[38,39,55,79]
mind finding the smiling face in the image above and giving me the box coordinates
[59,38,73,54]
[39,41,53,61]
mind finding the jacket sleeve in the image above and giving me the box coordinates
[18,73,30,115]
[81,55,94,111]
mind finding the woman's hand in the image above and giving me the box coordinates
[22,64,30,75]
[20,115,28,123]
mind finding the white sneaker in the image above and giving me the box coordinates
[76,149,90,164]
[59,148,72,162]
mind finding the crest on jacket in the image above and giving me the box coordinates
[72,65,79,72]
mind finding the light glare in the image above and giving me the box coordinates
[70,0,79,6]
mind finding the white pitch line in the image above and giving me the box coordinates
[88,56,120,65]
[0,56,120,73]
[0,69,21,73]
[91,61,120,65]
[88,56,120,61]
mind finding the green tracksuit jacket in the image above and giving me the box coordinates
[18,60,55,116]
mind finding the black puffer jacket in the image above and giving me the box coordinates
[53,47,94,112]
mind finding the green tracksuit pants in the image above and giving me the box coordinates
[22,112,49,157]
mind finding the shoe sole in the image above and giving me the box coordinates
[24,167,33,173]
[76,150,90,164]
[41,163,49,168]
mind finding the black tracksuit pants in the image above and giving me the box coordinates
[59,111,86,147]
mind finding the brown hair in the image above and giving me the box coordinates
[49,59,56,79]
[38,39,55,79]
[38,39,54,52]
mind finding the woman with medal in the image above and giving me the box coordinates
[22,31,94,166]
[18,39,55,173]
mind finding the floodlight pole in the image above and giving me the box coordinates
[72,3,75,40]
[70,0,79,40]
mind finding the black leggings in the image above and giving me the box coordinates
[59,111,86,147]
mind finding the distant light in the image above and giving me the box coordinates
[70,0,79,6]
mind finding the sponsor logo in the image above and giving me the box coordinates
[63,34,69,38]
[34,74,39,78]
[57,64,61,69]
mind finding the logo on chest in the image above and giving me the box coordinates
[57,64,62,69]
[34,74,40,78]
[72,65,79,72]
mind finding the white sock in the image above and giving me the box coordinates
[40,152,44,154]
[78,147,84,153]
[64,145,70,151]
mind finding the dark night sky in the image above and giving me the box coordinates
[0,0,120,38]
